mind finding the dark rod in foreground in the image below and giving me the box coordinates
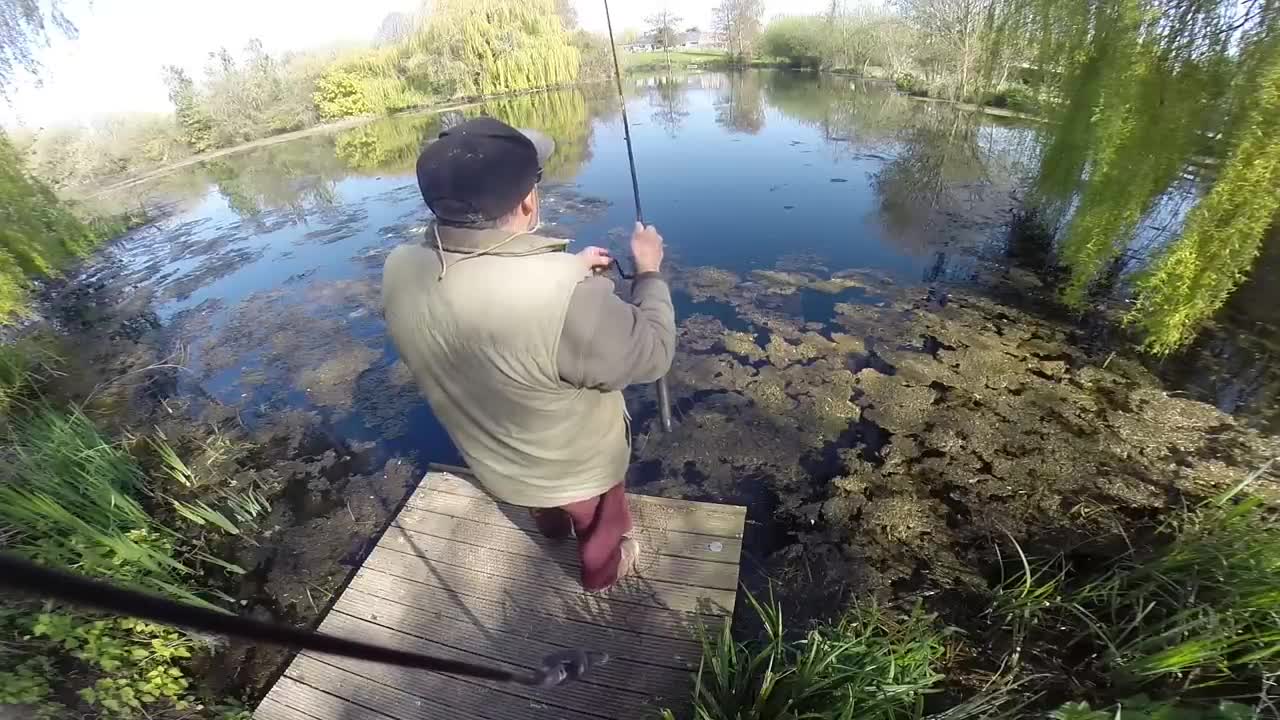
[0,554,605,688]
[604,0,674,434]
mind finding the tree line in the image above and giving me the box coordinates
[11,0,607,193]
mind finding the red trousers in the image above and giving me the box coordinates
[529,482,632,591]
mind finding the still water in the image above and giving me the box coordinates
[99,71,1036,460]
[88,71,1277,615]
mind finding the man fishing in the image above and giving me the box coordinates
[382,117,676,591]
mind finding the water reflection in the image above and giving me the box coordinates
[201,142,344,225]
[640,75,693,138]
[334,114,442,172]
[73,71,1278,632]
[715,72,766,135]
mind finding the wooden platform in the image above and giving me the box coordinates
[255,470,746,720]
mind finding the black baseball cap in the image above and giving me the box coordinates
[416,117,555,224]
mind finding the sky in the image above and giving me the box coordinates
[3,0,828,128]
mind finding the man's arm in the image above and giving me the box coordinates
[558,272,675,391]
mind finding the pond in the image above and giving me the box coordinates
[71,70,1278,696]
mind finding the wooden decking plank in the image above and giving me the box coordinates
[426,472,747,528]
[252,695,322,720]
[263,676,395,720]
[413,473,746,539]
[384,519,740,591]
[346,568,706,664]
[259,471,747,720]
[313,611,669,720]
[353,558,707,642]
[365,540,736,617]
[334,586,697,694]
[286,653,533,720]
[395,502,742,565]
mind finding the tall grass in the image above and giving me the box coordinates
[666,594,972,720]
[0,407,245,609]
[996,463,1280,701]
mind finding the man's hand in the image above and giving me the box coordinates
[631,223,664,274]
[576,246,612,272]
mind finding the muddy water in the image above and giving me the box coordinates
[67,71,1279,697]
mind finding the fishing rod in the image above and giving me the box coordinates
[0,554,605,688]
[604,0,674,435]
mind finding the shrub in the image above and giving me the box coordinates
[759,17,825,69]
[981,84,1040,114]
[894,71,927,96]
[0,133,103,324]
[313,67,376,119]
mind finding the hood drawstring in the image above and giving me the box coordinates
[433,223,540,280]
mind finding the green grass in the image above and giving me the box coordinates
[994,464,1280,704]
[623,50,731,71]
[0,133,141,325]
[666,463,1278,720]
[664,593,997,720]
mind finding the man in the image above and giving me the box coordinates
[382,118,675,592]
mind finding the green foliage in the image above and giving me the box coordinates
[571,29,614,82]
[163,65,215,153]
[981,83,1040,113]
[0,132,103,323]
[0,656,61,716]
[894,71,926,96]
[991,0,1277,349]
[667,592,953,720]
[0,407,251,606]
[760,17,826,69]
[0,335,60,415]
[22,115,191,190]
[199,41,321,148]
[996,471,1280,705]
[0,406,258,717]
[313,67,377,119]
[1050,698,1255,720]
[32,614,197,717]
[1128,50,1280,355]
[406,0,580,98]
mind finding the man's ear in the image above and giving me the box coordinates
[519,187,537,216]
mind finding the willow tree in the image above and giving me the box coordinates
[406,0,580,98]
[987,0,1280,353]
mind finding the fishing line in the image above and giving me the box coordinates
[0,553,605,688]
[604,0,674,434]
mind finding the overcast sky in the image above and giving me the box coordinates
[3,0,830,128]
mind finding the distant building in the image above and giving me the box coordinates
[677,30,723,50]
[623,28,725,52]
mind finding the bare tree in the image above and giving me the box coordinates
[713,0,765,61]
[0,0,76,93]
[554,0,578,30]
[374,11,415,45]
[895,0,990,99]
[645,8,683,65]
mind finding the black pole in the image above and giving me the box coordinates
[0,554,603,688]
[604,0,674,434]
